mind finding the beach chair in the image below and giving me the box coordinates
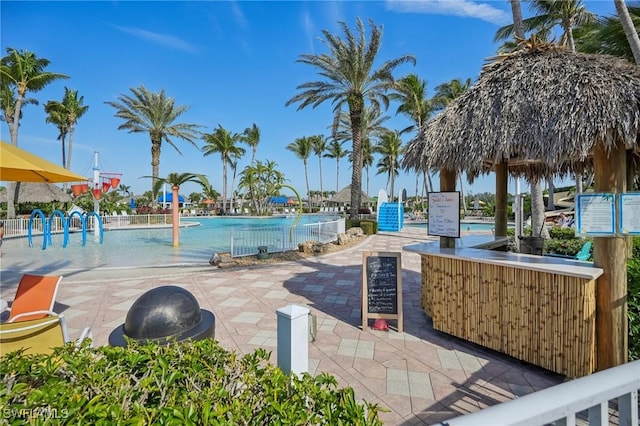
[7,274,62,323]
[0,314,92,356]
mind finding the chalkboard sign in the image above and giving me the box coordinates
[428,191,460,238]
[362,252,403,332]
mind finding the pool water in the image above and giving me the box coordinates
[1,215,338,272]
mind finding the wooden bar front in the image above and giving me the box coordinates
[406,238,603,378]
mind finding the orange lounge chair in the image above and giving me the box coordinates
[7,274,62,323]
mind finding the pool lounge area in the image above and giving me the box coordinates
[0,226,571,425]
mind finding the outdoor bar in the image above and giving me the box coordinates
[405,236,603,378]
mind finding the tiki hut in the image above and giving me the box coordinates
[0,182,72,203]
[403,45,640,371]
[402,47,640,181]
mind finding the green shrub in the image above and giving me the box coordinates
[544,238,589,257]
[628,258,640,361]
[0,339,382,425]
[346,219,361,230]
[360,221,375,235]
[632,236,640,260]
[548,226,576,240]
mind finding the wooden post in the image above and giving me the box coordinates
[494,161,508,237]
[440,168,456,248]
[593,140,628,370]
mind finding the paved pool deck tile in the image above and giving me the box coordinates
[0,227,564,425]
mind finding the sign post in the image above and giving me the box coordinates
[362,251,402,332]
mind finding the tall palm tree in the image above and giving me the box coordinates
[375,130,403,198]
[310,134,327,205]
[151,172,210,247]
[324,139,349,194]
[45,87,89,172]
[391,73,435,200]
[201,125,244,214]
[495,0,596,52]
[0,47,68,218]
[286,18,415,219]
[105,86,201,208]
[44,103,69,167]
[286,136,313,207]
[575,6,640,62]
[238,160,285,215]
[432,78,473,111]
[614,0,640,63]
[241,123,261,165]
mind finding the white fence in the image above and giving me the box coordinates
[440,360,640,426]
[230,218,345,257]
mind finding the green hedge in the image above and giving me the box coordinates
[346,219,378,235]
[0,340,382,425]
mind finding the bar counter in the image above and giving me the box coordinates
[404,236,603,378]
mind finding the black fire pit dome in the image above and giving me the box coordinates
[109,285,215,346]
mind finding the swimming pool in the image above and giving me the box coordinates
[1,215,340,272]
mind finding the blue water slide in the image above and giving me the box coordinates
[47,210,69,248]
[67,210,87,246]
[28,209,47,250]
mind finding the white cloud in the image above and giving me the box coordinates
[112,25,198,54]
[386,0,511,25]
[230,0,249,30]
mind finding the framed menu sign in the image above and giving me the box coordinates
[428,191,460,238]
[362,252,403,332]
[576,193,616,236]
[620,193,640,235]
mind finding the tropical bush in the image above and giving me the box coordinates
[346,219,377,234]
[548,226,576,240]
[0,339,382,425]
[629,258,640,361]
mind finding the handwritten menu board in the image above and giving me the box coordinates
[362,252,403,332]
[576,193,616,236]
[620,193,640,235]
[428,191,460,238]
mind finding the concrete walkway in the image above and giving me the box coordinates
[0,227,563,425]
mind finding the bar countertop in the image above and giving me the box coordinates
[404,235,603,280]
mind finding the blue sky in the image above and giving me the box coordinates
[1,0,619,200]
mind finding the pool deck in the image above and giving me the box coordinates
[0,227,563,425]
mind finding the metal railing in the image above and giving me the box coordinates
[2,214,173,239]
[230,218,345,257]
[440,360,640,426]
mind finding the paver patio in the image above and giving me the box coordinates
[0,227,564,425]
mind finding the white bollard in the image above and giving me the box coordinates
[276,304,309,375]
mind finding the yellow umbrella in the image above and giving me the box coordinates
[0,141,87,183]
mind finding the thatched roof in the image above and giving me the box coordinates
[328,185,369,204]
[402,48,640,181]
[0,183,72,203]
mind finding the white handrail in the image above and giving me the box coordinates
[440,360,640,426]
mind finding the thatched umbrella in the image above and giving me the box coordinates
[403,46,640,371]
[328,185,369,205]
[0,182,72,203]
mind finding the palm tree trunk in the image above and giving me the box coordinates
[615,0,640,64]
[318,156,324,206]
[6,92,26,218]
[230,164,238,214]
[530,179,548,238]
[510,0,526,39]
[348,102,363,219]
[336,160,340,194]
[66,124,74,170]
[172,185,180,247]
[151,140,161,209]
[222,160,228,214]
[303,160,310,209]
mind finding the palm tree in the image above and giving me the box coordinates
[286,18,415,219]
[44,87,89,172]
[361,138,375,197]
[309,134,327,206]
[44,103,68,167]
[118,184,132,197]
[286,136,313,207]
[495,0,596,53]
[201,125,244,214]
[151,172,210,246]
[575,6,640,62]
[391,73,435,200]
[324,139,349,194]
[432,78,473,111]
[238,160,285,215]
[375,130,403,198]
[241,123,261,165]
[0,48,69,218]
[105,86,202,208]
[614,0,640,63]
